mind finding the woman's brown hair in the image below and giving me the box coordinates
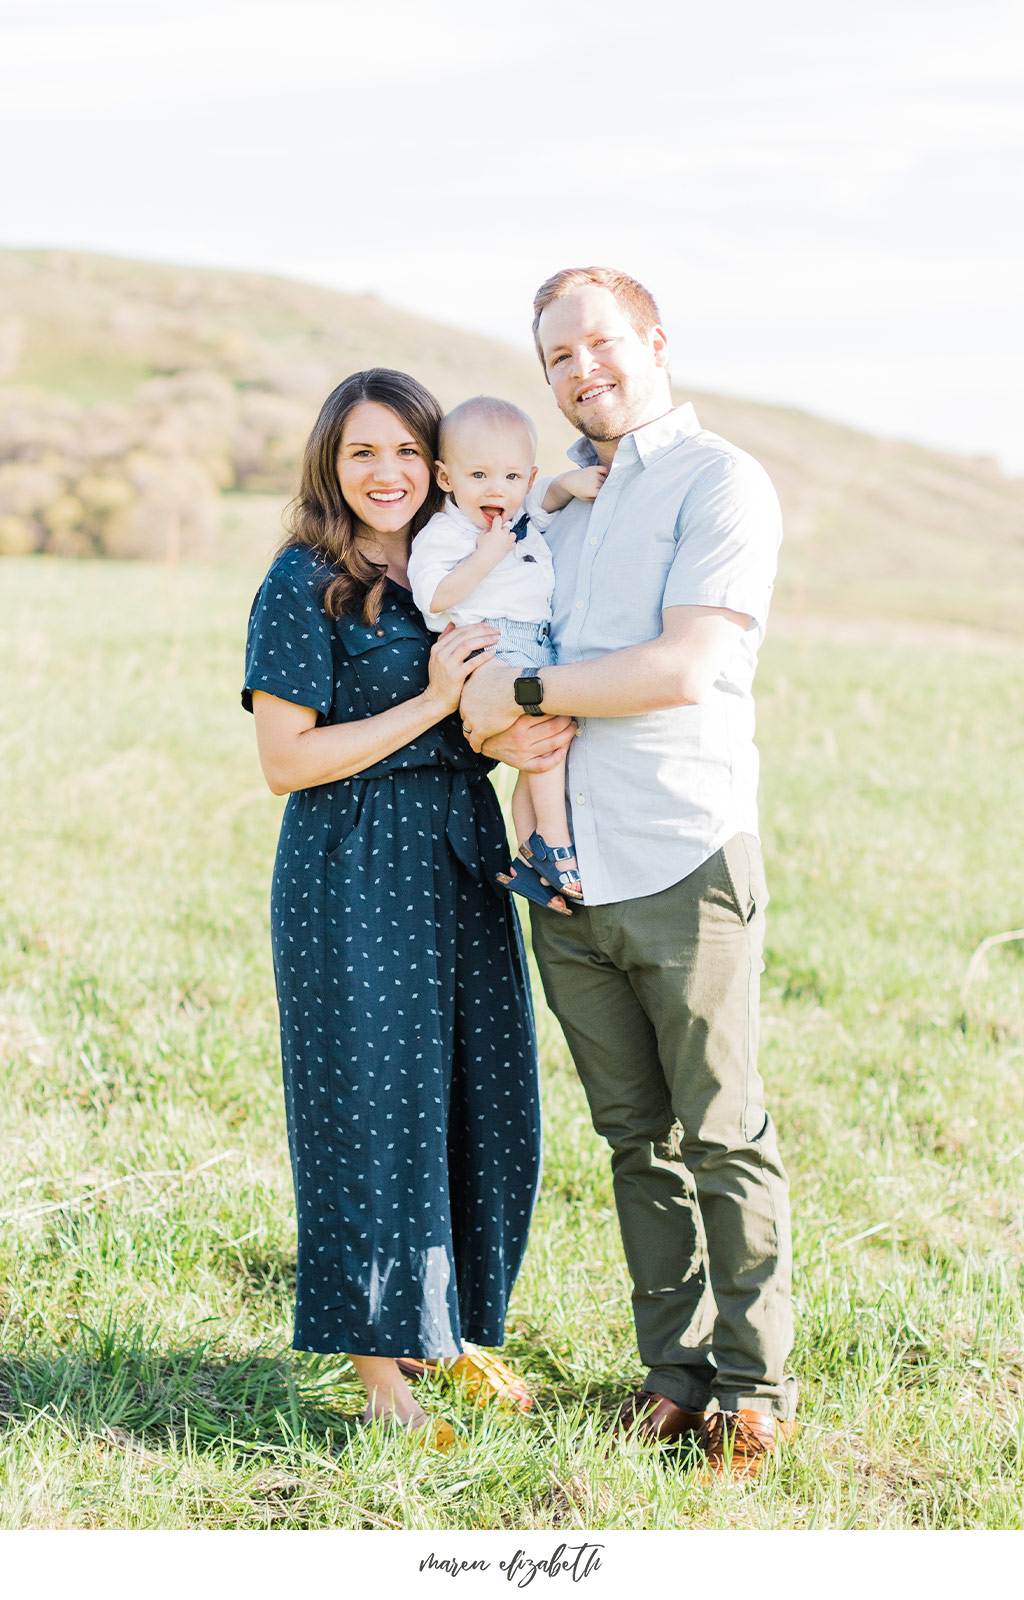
[282,368,444,624]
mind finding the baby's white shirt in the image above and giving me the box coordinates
[407,489,556,631]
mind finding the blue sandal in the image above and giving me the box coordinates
[496,855,574,915]
[520,832,584,902]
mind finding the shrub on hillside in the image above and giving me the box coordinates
[0,513,35,555]
[0,371,309,558]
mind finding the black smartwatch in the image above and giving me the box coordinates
[513,667,545,717]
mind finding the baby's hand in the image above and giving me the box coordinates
[559,465,609,502]
[475,513,517,563]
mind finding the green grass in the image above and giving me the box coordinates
[1,557,1023,1529]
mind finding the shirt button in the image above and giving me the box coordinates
[589,537,598,547]
[576,794,586,805]
[575,601,584,610]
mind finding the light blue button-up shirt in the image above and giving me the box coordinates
[537,403,782,906]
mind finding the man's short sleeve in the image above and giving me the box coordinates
[241,549,334,716]
[662,450,782,627]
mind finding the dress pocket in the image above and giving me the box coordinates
[325,786,367,865]
[337,614,426,656]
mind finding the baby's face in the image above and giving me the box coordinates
[436,420,538,531]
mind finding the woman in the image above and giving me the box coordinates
[242,369,561,1447]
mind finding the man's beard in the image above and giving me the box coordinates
[563,371,659,443]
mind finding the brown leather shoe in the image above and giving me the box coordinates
[700,1408,796,1480]
[616,1391,706,1444]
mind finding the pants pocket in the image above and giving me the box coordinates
[719,834,755,923]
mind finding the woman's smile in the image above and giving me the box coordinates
[337,400,432,538]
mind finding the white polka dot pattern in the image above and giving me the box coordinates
[243,547,542,1357]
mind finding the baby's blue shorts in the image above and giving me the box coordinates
[484,617,556,671]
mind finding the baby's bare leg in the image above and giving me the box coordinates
[524,752,580,893]
[527,752,572,849]
[511,770,536,847]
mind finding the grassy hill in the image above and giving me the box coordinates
[2,247,1022,630]
[3,556,1023,1528]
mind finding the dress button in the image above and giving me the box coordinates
[375,629,386,637]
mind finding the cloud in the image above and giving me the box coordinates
[0,0,500,119]
[1,0,1021,467]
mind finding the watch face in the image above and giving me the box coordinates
[515,675,543,705]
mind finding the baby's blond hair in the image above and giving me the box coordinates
[438,395,538,461]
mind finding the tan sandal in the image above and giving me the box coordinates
[413,1415,458,1451]
[396,1342,534,1412]
[451,1344,533,1412]
[359,1407,458,1452]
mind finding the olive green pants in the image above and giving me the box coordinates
[530,833,797,1420]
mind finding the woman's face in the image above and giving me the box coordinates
[337,401,433,541]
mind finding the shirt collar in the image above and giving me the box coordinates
[442,495,482,535]
[566,402,702,470]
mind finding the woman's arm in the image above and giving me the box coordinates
[252,620,498,794]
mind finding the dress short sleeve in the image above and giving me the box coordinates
[662,449,781,628]
[241,546,334,717]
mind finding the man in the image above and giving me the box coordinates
[462,266,797,1479]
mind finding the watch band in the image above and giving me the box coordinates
[514,666,545,717]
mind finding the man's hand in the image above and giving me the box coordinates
[458,657,519,751]
[480,714,576,772]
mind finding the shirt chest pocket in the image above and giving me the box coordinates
[591,531,676,645]
[333,612,431,716]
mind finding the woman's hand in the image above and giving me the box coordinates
[423,621,500,717]
[253,623,496,793]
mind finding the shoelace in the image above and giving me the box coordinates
[703,1411,772,1455]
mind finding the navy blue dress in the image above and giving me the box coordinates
[243,545,541,1358]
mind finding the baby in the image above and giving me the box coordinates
[407,395,605,911]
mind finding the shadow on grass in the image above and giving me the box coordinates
[0,1313,618,1457]
[0,1316,364,1453]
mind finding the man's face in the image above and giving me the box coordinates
[537,284,670,443]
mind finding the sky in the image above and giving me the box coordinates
[1,0,1022,471]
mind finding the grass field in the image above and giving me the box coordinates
[1,555,1023,1530]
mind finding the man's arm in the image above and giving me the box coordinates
[459,604,751,749]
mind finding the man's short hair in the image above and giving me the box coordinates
[438,395,538,460]
[532,266,663,371]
